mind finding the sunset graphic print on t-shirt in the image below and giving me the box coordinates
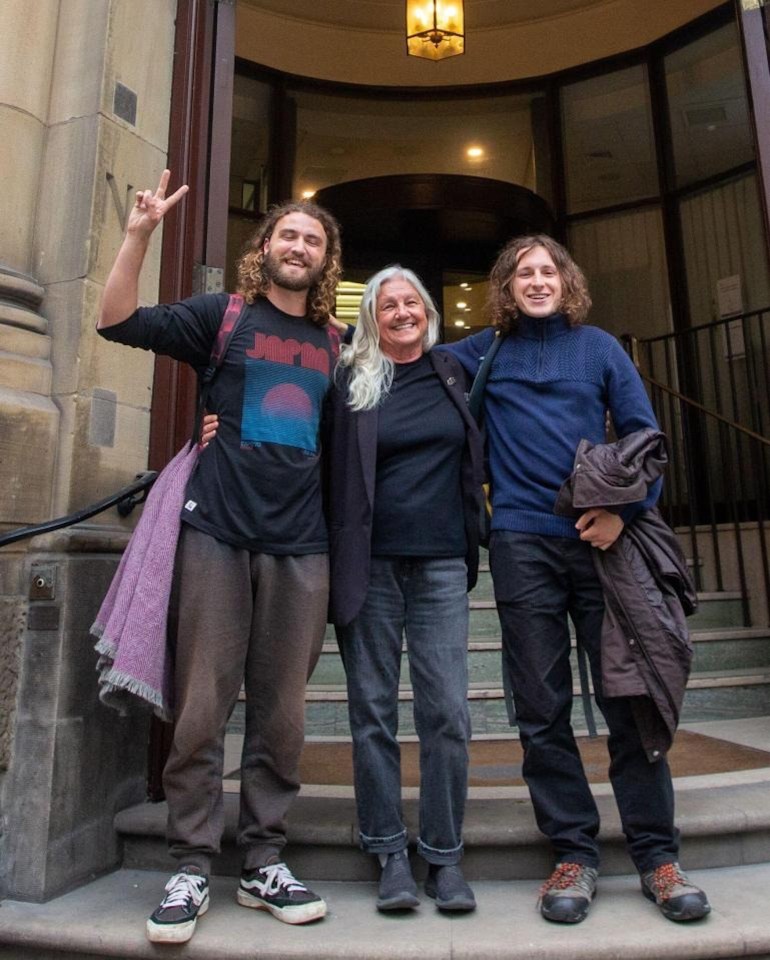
[240,332,330,453]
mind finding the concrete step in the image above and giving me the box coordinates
[275,671,770,738]
[308,629,770,687]
[464,593,746,632]
[113,778,770,883]
[325,588,743,643]
[2,863,770,960]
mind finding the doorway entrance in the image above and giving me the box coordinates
[315,173,554,338]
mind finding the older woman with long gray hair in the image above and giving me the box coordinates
[326,265,484,914]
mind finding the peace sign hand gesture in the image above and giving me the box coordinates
[127,169,189,239]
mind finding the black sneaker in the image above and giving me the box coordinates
[146,866,209,944]
[425,864,476,913]
[376,851,419,911]
[641,862,711,922]
[237,860,327,924]
[538,862,598,924]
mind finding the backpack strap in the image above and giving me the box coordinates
[192,293,246,445]
[468,329,506,423]
[202,293,246,384]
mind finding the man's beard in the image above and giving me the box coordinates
[263,250,324,292]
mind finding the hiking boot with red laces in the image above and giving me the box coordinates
[538,862,598,923]
[641,862,711,922]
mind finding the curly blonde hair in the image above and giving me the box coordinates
[236,200,342,327]
[487,234,592,334]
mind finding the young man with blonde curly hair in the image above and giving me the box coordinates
[98,172,342,944]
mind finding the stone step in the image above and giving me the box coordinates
[308,629,770,687]
[465,593,746,632]
[323,591,749,643]
[113,778,770,884]
[228,669,770,738]
[2,863,770,960]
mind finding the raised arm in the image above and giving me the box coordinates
[97,169,188,329]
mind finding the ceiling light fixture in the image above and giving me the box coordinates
[301,190,316,199]
[406,1,465,61]
[467,146,484,159]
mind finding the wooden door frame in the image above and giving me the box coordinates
[735,0,770,259]
[147,0,236,801]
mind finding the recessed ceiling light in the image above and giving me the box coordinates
[460,282,469,288]
[463,325,471,329]
[467,146,484,159]
[301,189,316,198]
[454,320,465,327]
[456,301,467,309]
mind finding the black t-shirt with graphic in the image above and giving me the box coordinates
[99,293,334,554]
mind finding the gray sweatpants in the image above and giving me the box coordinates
[163,525,329,873]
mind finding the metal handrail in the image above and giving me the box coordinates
[639,306,770,344]
[641,371,770,446]
[624,331,770,627]
[0,471,158,549]
[626,307,770,442]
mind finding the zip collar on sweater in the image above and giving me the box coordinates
[515,312,571,340]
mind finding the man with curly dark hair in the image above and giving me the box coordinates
[446,234,710,926]
[97,171,341,944]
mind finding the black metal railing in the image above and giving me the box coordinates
[634,307,770,444]
[0,472,157,549]
[625,328,770,628]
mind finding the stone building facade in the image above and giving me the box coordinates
[1,0,769,904]
[0,0,178,900]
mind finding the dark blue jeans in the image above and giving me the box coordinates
[489,531,679,873]
[336,556,471,864]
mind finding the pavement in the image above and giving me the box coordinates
[1,864,770,960]
[3,716,770,960]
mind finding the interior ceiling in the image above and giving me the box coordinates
[240,0,615,32]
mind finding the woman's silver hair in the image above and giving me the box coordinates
[337,265,442,411]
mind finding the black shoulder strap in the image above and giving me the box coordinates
[191,293,246,444]
[468,329,506,423]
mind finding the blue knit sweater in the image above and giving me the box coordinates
[444,314,660,539]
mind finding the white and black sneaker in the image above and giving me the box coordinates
[237,859,326,924]
[146,865,210,943]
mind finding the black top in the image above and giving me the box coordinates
[99,293,336,554]
[372,355,466,556]
[324,350,486,627]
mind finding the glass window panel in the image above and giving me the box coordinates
[664,22,754,189]
[680,172,770,327]
[230,74,271,212]
[443,272,489,343]
[291,89,552,208]
[568,206,671,340]
[227,75,272,291]
[679,173,770,443]
[562,64,658,215]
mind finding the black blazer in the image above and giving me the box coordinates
[325,349,485,627]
